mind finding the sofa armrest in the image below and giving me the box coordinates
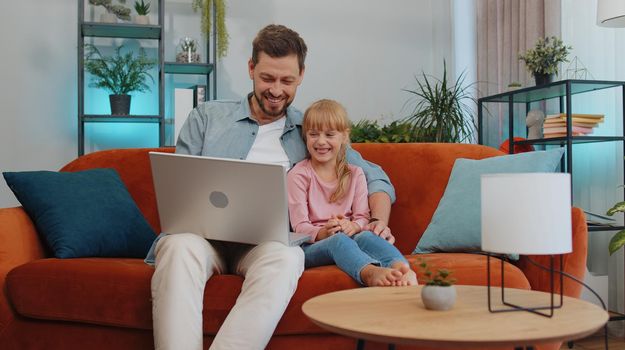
[0,207,46,336]
[516,207,588,298]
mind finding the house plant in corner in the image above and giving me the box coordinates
[134,0,150,25]
[403,61,477,143]
[84,44,156,115]
[606,195,625,255]
[519,36,572,86]
[417,259,457,311]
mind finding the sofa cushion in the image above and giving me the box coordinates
[6,254,529,334]
[413,148,564,258]
[2,169,156,258]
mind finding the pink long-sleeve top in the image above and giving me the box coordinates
[287,159,370,242]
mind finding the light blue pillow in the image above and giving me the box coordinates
[412,148,565,259]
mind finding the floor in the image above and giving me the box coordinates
[563,329,625,350]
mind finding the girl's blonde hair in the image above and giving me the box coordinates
[303,99,351,203]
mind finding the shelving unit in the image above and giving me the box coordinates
[477,79,625,232]
[77,0,216,155]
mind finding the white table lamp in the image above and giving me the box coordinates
[481,173,572,317]
[597,0,625,27]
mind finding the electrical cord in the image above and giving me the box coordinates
[524,256,609,350]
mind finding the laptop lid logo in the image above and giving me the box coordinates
[209,191,229,208]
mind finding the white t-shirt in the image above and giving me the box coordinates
[246,117,291,169]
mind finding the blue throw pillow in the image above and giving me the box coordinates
[3,168,156,258]
[412,148,565,259]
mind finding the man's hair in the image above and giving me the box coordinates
[252,24,307,72]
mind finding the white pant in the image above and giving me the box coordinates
[151,233,305,350]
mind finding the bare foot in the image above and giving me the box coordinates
[391,262,418,286]
[360,265,403,287]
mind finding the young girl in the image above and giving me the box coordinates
[287,99,417,287]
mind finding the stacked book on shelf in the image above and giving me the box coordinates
[542,113,604,138]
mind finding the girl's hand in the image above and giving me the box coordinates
[336,215,361,236]
[316,217,342,241]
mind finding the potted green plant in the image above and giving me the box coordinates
[84,44,156,115]
[89,0,131,23]
[518,36,572,86]
[417,259,457,311]
[134,0,150,25]
[176,37,201,63]
[403,61,477,143]
[191,0,229,58]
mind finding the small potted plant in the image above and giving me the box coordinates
[518,36,572,86]
[417,259,457,311]
[176,37,201,63]
[84,44,156,115]
[89,0,131,23]
[134,0,150,25]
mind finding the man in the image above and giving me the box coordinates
[150,24,396,350]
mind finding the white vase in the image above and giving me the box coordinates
[421,285,456,311]
[134,15,150,25]
[100,13,117,23]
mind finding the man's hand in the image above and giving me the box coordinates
[366,220,395,244]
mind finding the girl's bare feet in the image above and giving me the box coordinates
[391,262,418,286]
[360,265,403,286]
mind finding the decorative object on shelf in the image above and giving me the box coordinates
[84,44,156,115]
[518,36,572,86]
[525,109,545,139]
[606,195,625,254]
[481,173,572,317]
[176,37,201,63]
[193,85,207,107]
[565,56,593,80]
[507,82,522,91]
[498,137,535,154]
[133,0,150,25]
[403,61,476,143]
[416,259,456,311]
[542,113,604,138]
[89,0,131,22]
[192,0,229,58]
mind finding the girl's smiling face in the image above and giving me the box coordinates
[305,128,348,165]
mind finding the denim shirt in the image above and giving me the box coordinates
[145,94,396,265]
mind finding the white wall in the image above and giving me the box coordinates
[0,0,453,207]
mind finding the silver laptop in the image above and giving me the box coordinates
[149,152,311,246]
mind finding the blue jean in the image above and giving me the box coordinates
[302,231,408,285]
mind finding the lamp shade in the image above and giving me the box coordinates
[481,173,572,255]
[597,0,625,27]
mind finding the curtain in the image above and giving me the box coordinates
[476,0,561,147]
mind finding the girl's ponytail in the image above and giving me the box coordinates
[330,143,351,203]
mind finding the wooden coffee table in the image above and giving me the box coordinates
[302,285,608,349]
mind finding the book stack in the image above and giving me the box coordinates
[542,113,604,138]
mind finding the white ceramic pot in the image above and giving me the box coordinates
[134,15,150,25]
[100,13,117,23]
[421,285,456,311]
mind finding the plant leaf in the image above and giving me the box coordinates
[609,230,625,255]
[607,201,625,216]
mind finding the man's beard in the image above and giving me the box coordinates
[253,90,291,118]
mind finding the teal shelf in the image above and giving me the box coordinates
[164,62,214,75]
[82,22,161,39]
[480,80,625,103]
[81,114,162,123]
[514,136,625,146]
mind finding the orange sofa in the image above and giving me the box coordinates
[0,143,587,350]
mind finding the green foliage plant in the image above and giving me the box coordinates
[606,192,625,255]
[89,0,131,21]
[403,61,477,143]
[417,259,456,287]
[192,0,229,58]
[84,44,156,95]
[350,119,429,143]
[134,0,150,15]
[518,36,572,75]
